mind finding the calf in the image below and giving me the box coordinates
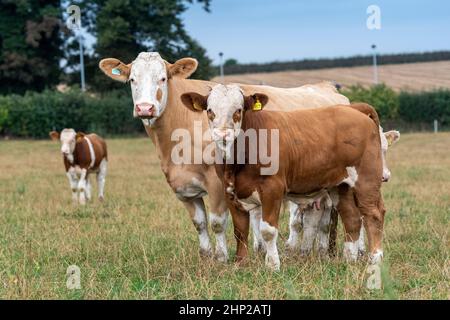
[49,129,108,204]
[181,84,385,270]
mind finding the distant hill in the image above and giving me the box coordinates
[212,61,450,92]
[218,51,450,75]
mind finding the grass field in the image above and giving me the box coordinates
[0,133,449,299]
[213,61,450,92]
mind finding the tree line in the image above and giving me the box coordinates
[0,0,213,95]
[221,51,450,75]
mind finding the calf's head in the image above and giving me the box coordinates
[380,129,400,182]
[181,84,268,154]
[99,52,198,124]
[49,129,85,163]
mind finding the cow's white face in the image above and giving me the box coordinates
[180,84,268,156]
[129,53,168,121]
[99,52,198,126]
[49,129,77,163]
[380,128,400,182]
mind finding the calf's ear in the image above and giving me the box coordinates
[49,131,60,141]
[99,58,131,83]
[385,130,400,146]
[166,58,198,79]
[244,93,269,111]
[76,132,86,141]
[180,92,208,112]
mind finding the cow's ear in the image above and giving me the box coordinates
[166,58,198,79]
[49,131,60,141]
[385,130,400,146]
[76,132,86,141]
[99,58,131,83]
[243,93,269,111]
[180,92,208,112]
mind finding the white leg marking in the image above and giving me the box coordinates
[77,168,87,205]
[316,200,332,257]
[286,202,302,252]
[357,223,366,257]
[85,177,92,201]
[66,169,79,204]
[369,249,383,265]
[209,212,229,262]
[192,199,212,257]
[300,208,322,256]
[260,221,280,271]
[343,241,359,262]
[97,159,107,201]
[250,208,266,254]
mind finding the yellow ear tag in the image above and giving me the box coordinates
[252,99,262,111]
[193,102,203,111]
[387,137,393,147]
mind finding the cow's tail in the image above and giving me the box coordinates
[348,103,380,127]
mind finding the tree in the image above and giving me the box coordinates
[0,0,65,94]
[66,0,214,92]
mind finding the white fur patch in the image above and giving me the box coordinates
[193,200,212,255]
[369,249,383,265]
[238,190,261,212]
[343,241,359,262]
[260,221,280,271]
[84,137,96,168]
[341,166,358,188]
[209,212,228,262]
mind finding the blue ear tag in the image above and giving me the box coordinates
[111,68,121,75]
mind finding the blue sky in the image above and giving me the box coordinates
[182,0,450,64]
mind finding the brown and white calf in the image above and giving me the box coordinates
[50,129,108,204]
[181,84,385,270]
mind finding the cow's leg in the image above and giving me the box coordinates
[206,184,229,262]
[316,199,333,257]
[66,168,79,204]
[77,169,88,205]
[85,175,92,201]
[227,201,250,262]
[337,184,362,262]
[97,159,107,201]
[327,189,340,257]
[182,198,213,257]
[259,181,284,271]
[300,207,322,257]
[357,223,366,257]
[356,191,385,265]
[250,207,266,254]
[286,202,302,254]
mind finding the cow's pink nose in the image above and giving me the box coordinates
[135,103,155,118]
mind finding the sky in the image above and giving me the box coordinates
[181,0,450,64]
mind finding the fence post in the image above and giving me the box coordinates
[434,119,438,133]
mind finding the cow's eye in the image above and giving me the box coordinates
[161,77,167,82]
[207,109,215,121]
[130,78,136,83]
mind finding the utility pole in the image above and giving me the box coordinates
[371,44,378,85]
[78,30,86,92]
[219,52,224,83]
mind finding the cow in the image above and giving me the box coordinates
[98,52,351,262]
[180,84,386,271]
[49,129,108,205]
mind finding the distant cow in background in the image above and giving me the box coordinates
[49,129,108,205]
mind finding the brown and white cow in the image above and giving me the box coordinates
[181,84,385,270]
[98,52,352,262]
[50,129,108,205]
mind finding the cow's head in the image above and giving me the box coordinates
[49,129,85,163]
[181,84,268,154]
[379,129,400,182]
[99,52,198,125]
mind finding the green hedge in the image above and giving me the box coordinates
[341,85,450,130]
[0,89,143,138]
[1,86,450,138]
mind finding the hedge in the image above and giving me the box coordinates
[1,86,450,138]
[0,88,143,138]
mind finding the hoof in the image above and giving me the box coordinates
[199,247,213,258]
[98,196,104,202]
